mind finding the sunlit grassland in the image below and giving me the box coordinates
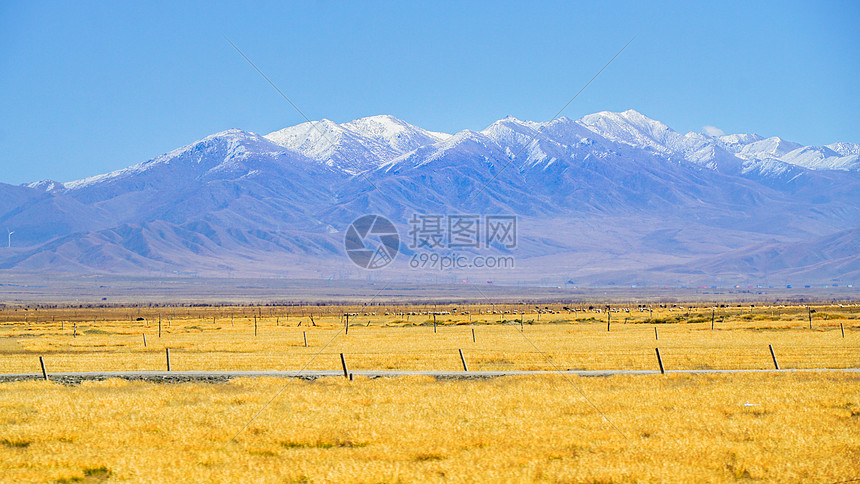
[0,303,857,373]
[0,373,858,482]
[0,302,858,482]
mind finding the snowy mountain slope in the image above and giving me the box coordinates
[779,145,860,171]
[27,180,65,192]
[828,142,860,157]
[87,129,337,224]
[343,115,449,153]
[579,109,676,151]
[64,129,280,191]
[0,111,857,284]
[2,130,342,246]
[579,109,860,174]
[719,135,803,161]
[578,109,744,174]
[480,116,605,170]
[369,127,547,216]
[716,134,860,172]
[264,115,450,174]
[264,119,398,173]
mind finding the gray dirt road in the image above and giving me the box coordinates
[1,368,858,384]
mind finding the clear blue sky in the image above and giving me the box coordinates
[1,1,857,185]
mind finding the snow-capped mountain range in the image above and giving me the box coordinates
[2,110,858,285]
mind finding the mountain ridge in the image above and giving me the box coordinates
[2,110,858,286]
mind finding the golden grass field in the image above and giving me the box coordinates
[0,302,858,482]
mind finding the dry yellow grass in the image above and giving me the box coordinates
[0,303,858,373]
[0,373,858,482]
[0,303,858,482]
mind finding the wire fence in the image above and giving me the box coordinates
[1,309,858,375]
[2,339,858,374]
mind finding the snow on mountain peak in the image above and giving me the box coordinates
[577,110,747,173]
[733,136,803,159]
[827,142,860,157]
[52,111,859,195]
[258,111,858,177]
[4,109,858,282]
[264,115,454,174]
[64,129,275,190]
[779,145,859,171]
[481,116,542,144]
[717,133,765,147]
[26,179,65,192]
[578,109,675,152]
[343,114,450,152]
[715,134,858,171]
[264,120,348,162]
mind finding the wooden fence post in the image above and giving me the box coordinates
[303,331,308,347]
[655,348,665,374]
[841,323,845,338]
[472,328,476,343]
[166,348,171,371]
[340,353,349,378]
[769,344,779,370]
[143,334,147,347]
[654,327,658,340]
[39,356,48,381]
[459,349,469,371]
